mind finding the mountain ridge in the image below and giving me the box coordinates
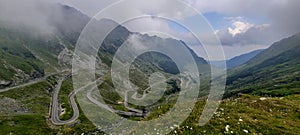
[226,33,300,97]
[210,49,264,69]
[0,3,209,89]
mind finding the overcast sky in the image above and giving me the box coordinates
[59,0,300,60]
[1,0,299,60]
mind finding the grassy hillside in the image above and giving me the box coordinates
[0,80,56,135]
[0,76,97,135]
[227,49,264,69]
[0,5,88,86]
[226,33,300,97]
[1,77,298,134]
[0,27,45,87]
[169,94,300,134]
[0,17,78,88]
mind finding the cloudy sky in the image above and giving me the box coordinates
[1,0,299,60]
[58,0,300,60]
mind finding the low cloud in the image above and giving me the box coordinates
[0,0,86,36]
[0,0,55,33]
[216,20,276,46]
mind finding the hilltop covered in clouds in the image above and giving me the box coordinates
[0,0,90,40]
[1,0,300,59]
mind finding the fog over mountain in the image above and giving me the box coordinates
[2,0,300,60]
[0,0,89,37]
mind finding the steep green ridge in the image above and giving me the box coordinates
[98,26,207,69]
[0,27,45,87]
[0,4,89,87]
[0,26,73,87]
[226,33,300,97]
[247,34,300,66]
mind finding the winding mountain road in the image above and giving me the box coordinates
[0,70,171,125]
[0,79,43,93]
[0,74,56,93]
[86,85,146,117]
[50,77,105,125]
[50,77,81,125]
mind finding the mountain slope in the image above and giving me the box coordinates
[0,28,45,88]
[210,49,264,69]
[226,33,300,97]
[0,3,210,91]
[0,4,91,88]
[227,49,264,69]
[86,18,211,113]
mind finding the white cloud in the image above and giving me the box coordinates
[228,21,254,37]
[62,0,196,20]
[216,20,274,46]
[122,16,200,46]
[123,17,173,37]
[0,0,63,35]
